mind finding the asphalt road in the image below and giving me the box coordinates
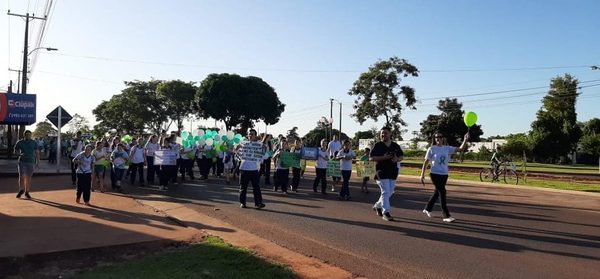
[20,170,599,279]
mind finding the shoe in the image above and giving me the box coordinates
[240,204,247,208]
[443,217,456,223]
[24,192,32,199]
[373,207,383,217]
[331,187,335,192]
[16,190,24,198]
[383,212,394,221]
[423,209,432,218]
[85,202,92,206]
[255,203,266,209]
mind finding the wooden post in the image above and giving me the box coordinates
[523,151,527,183]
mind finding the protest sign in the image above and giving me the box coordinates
[356,161,376,178]
[301,147,318,160]
[280,152,301,168]
[154,150,178,165]
[239,141,266,162]
[326,160,341,177]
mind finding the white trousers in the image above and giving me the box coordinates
[374,179,396,214]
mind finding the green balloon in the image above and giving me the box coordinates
[194,136,200,141]
[221,135,228,141]
[234,133,242,139]
[181,131,189,139]
[464,111,478,127]
[233,137,241,144]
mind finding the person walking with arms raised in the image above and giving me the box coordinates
[14,130,40,199]
[370,127,403,221]
[420,132,469,223]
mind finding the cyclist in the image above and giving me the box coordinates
[490,146,504,180]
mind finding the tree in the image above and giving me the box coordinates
[530,74,581,163]
[580,118,600,169]
[32,121,57,139]
[352,128,377,149]
[303,128,349,147]
[502,133,532,158]
[93,80,167,135]
[286,126,299,140]
[65,114,91,136]
[156,80,197,129]
[419,98,483,146]
[348,57,419,139]
[195,73,285,132]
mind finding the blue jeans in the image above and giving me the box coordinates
[340,170,352,197]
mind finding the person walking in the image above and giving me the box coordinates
[236,129,266,209]
[128,138,146,187]
[420,132,470,223]
[14,130,40,199]
[290,139,302,192]
[110,143,129,189]
[327,135,342,192]
[92,141,109,192]
[69,131,85,186]
[73,145,95,205]
[370,126,404,221]
[312,139,329,194]
[360,147,371,193]
[272,138,290,194]
[145,135,160,185]
[336,140,355,201]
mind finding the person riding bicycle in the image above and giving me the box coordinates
[490,146,505,179]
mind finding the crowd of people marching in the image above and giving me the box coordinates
[14,126,470,222]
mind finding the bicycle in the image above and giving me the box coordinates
[479,160,519,185]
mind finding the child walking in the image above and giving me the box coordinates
[73,145,95,205]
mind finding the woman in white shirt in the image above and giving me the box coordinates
[313,139,329,194]
[145,135,159,185]
[420,132,469,223]
[336,140,355,201]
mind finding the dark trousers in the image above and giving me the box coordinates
[198,157,210,178]
[313,168,327,192]
[426,173,451,218]
[76,173,92,203]
[70,157,77,184]
[260,158,272,185]
[129,162,145,185]
[239,170,263,206]
[110,164,118,188]
[291,167,301,190]
[179,159,194,180]
[275,169,289,192]
[160,165,177,187]
[146,156,157,184]
[340,170,352,197]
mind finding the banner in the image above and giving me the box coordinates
[300,147,319,160]
[280,152,301,168]
[154,150,178,165]
[239,141,265,162]
[0,93,37,124]
[326,160,341,177]
[356,161,376,178]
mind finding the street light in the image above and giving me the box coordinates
[329,98,342,140]
[28,47,58,56]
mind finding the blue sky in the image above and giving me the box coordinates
[2,0,599,139]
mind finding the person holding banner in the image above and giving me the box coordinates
[420,132,469,223]
[157,137,179,190]
[336,140,355,200]
[236,129,266,209]
[313,139,329,194]
[273,139,290,194]
[370,126,404,221]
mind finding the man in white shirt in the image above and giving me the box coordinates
[327,135,342,191]
[236,129,266,209]
[69,131,84,186]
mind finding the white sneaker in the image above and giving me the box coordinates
[422,209,432,218]
[443,217,456,223]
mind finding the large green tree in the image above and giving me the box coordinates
[580,118,600,167]
[529,74,581,162]
[156,80,197,129]
[348,57,419,139]
[419,98,483,146]
[93,80,166,135]
[195,74,285,132]
[32,121,57,139]
[502,133,532,158]
[303,128,349,147]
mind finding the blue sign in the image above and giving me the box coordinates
[0,93,37,125]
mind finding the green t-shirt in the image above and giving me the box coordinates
[360,155,369,162]
[15,139,38,164]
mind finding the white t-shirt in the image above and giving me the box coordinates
[70,140,84,158]
[425,145,456,175]
[130,145,145,164]
[74,152,95,174]
[145,142,159,157]
[337,149,355,171]
[93,148,107,166]
[327,140,342,158]
[315,148,328,169]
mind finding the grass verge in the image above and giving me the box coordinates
[74,236,295,279]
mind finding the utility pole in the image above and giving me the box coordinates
[339,102,342,139]
[8,11,47,139]
[329,98,334,141]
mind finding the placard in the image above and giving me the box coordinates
[280,151,301,168]
[154,150,178,165]
[326,160,341,177]
[356,161,376,178]
[238,141,266,162]
[301,147,319,160]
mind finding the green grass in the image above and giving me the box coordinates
[401,159,599,175]
[74,236,295,279]
[400,167,600,192]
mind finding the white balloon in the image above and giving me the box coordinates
[226,130,235,140]
[218,129,227,136]
[197,139,205,147]
[196,129,205,137]
[205,138,214,146]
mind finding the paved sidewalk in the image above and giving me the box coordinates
[0,158,71,176]
[0,175,199,258]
